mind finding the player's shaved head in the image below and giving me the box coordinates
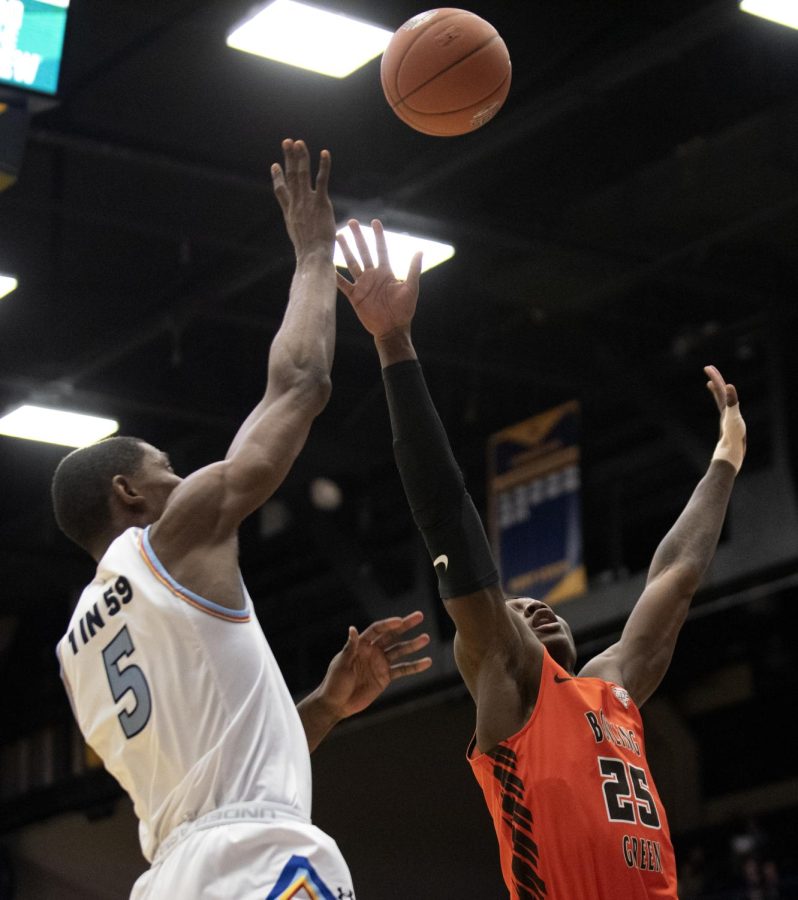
[51,436,147,553]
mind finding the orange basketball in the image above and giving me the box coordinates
[380,8,511,137]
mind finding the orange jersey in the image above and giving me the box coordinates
[468,650,678,900]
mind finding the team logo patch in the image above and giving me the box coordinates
[612,686,630,708]
[266,854,341,900]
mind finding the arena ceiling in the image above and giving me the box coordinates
[1,0,798,801]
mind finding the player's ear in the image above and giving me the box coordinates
[112,474,143,506]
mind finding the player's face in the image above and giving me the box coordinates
[506,597,577,671]
[134,443,182,520]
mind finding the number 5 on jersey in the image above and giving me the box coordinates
[102,626,152,738]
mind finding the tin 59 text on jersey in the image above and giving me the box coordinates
[65,575,134,655]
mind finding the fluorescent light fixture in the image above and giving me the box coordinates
[334,224,455,276]
[0,276,17,299]
[227,0,393,78]
[0,405,119,447]
[740,0,798,29]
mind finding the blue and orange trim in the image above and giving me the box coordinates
[138,526,251,623]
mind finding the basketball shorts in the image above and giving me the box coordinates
[130,802,355,900]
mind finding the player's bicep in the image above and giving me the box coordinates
[451,596,543,750]
[444,585,515,656]
[157,390,318,547]
[447,585,540,680]
[221,391,317,518]
[586,576,691,705]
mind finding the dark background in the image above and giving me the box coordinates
[1,1,797,896]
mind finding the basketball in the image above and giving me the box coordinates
[380,8,511,137]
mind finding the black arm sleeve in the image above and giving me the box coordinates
[382,359,499,599]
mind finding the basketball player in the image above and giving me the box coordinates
[52,146,431,900]
[337,218,747,900]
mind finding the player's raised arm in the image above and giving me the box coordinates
[580,365,746,706]
[151,140,337,555]
[337,220,540,709]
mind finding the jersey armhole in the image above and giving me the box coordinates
[139,526,251,623]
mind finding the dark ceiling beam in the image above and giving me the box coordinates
[28,125,366,214]
[576,564,798,656]
[10,2,776,473]
[387,1,740,206]
[2,191,789,521]
[59,0,221,104]
[563,97,798,310]
[481,176,798,468]
[26,126,544,265]
[545,190,798,326]
[659,271,795,314]
[17,0,757,356]
[762,319,794,478]
[27,1,739,265]
[198,310,587,392]
[1,193,267,258]
[0,375,238,430]
[57,255,290,386]
[592,345,713,474]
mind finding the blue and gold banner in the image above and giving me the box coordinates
[488,401,586,605]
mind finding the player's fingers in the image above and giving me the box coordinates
[370,611,425,648]
[406,251,423,291]
[271,163,289,213]
[704,365,722,393]
[372,220,391,270]
[704,364,726,388]
[386,633,431,660]
[703,365,725,412]
[705,381,721,414]
[726,383,739,408]
[340,626,358,656]
[349,219,374,270]
[314,149,331,195]
[336,270,355,298]
[390,657,433,679]
[399,610,425,629]
[336,233,362,279]
[360,617,404,643]
[281,138,295,183]
[293,139,311,190]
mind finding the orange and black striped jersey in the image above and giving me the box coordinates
[468,649,678,900]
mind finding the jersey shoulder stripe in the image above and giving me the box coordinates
[139,526,251,623]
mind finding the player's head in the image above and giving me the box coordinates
[506,597,577,672]
[52,436,181,556]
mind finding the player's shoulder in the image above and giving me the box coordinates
[150,461,232,554]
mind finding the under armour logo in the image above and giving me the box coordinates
[337,890,355,899]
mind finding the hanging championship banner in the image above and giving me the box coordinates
[488,401,586,605]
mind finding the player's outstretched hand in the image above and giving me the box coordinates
[271,139,336,259]
[705,364,746,473]
[317,611,432,720]
[336,218,423,341]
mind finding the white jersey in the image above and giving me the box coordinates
[56,526,312,864]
